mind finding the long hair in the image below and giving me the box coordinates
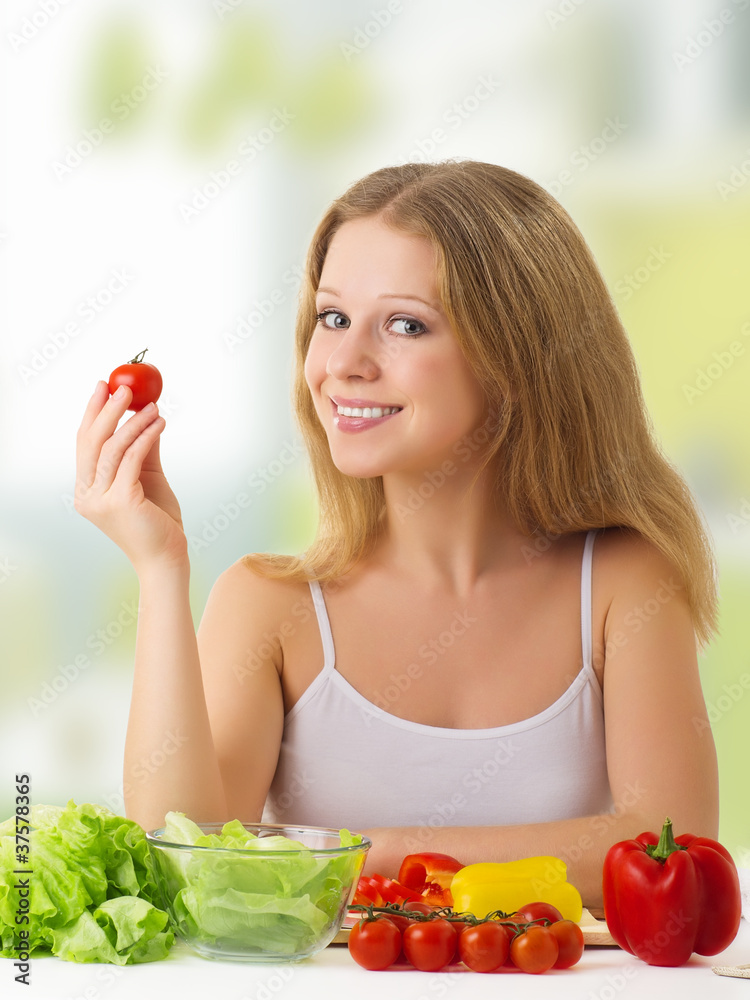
[250,159,717,645]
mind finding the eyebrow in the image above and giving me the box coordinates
[316,286,441,312]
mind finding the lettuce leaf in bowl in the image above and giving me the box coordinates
[153,813,364,957]
[173,887,329,956]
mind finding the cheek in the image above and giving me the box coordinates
[412,356,483,426]
[429,380,485,447]
[303,340,324,395]
[303,342,333,430]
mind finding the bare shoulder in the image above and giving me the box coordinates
[593,527,686,600]
[198,555,314,675]
[589,527,695,682]
[208,554,311,608]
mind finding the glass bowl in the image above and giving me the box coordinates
[146,822,370,963]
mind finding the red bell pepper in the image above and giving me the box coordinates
[398,852,465,907]
[603,817,741,967]
[352,874,422,908]
[352,877,384,907]
[367,874,423,905]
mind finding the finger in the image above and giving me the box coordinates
[76,383,135,487]
[77,380,109,436]
[140,429,165,476]
[93,404,163,493]
[76,381,112,489]
[108,416,167,498]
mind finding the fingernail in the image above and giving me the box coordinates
[114,385,126,399]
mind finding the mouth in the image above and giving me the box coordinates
[328,396,403,431]
[330,397,403,420]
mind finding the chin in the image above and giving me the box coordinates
[331,458,385,480]
[325,443,387,478]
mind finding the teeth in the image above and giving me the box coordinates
[337,405,400,418]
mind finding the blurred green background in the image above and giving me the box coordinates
[2,1,748,865]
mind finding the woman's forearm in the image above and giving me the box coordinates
[361,809,662,911]
[124,560,227,831]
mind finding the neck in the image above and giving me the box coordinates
[377,461,529,595]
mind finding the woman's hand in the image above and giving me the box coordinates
[75,381,188,574]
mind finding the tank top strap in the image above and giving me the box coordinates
[580,529,599,674]
[308,579,336,675]
[309,536,598,679]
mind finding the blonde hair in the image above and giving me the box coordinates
[250,159,717,645]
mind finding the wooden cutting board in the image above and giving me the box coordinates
[577,907,616,945]
[332,907,616,946]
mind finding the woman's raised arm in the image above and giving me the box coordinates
[75,381,226,830]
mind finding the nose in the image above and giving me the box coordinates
[324,323,381,381]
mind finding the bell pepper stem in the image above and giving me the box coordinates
[646,817,688,862]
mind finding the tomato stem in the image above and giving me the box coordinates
[349,902,526,928]
[128,348,149,365]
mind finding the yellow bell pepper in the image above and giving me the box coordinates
[450,856,583,922]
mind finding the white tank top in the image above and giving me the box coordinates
[263,530,612,832]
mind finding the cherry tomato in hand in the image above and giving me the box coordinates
[348,917,401,971]
[509,925,559,974]
[513,902,564,924]
[458,922,510,972]
[549,919,585,969]
[403,918,457,971]
[108,349,162,411]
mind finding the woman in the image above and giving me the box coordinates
[75,160,718,907]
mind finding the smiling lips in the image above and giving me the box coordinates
[330,397,403,432]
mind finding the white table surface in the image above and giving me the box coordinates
[6,919,749,1000]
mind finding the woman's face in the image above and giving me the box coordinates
[304,215,487,480]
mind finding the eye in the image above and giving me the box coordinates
[316,309,349,330]
[390,317,426,337]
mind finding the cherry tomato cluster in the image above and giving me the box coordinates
[347,900,584,975]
